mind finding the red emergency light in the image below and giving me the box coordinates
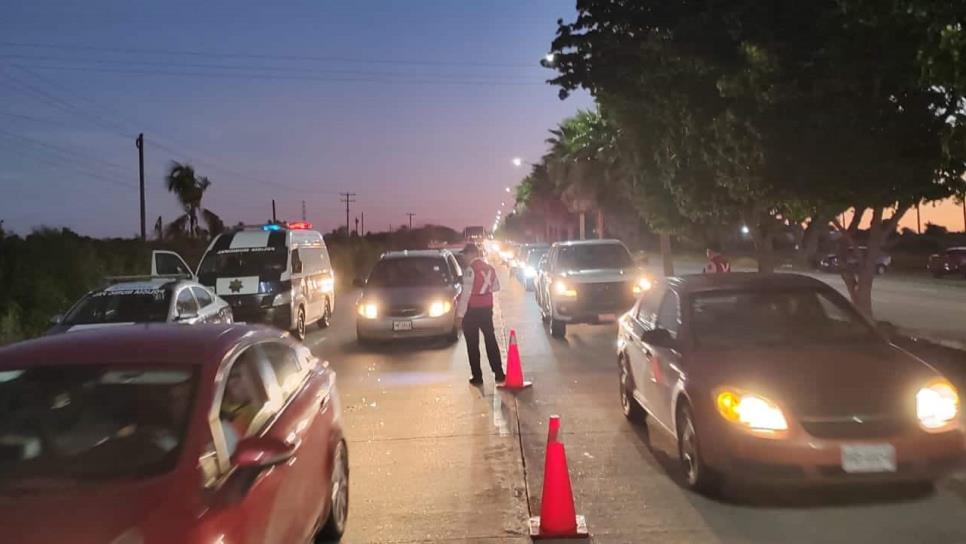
[286,221,313,230]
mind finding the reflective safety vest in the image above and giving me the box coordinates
[704,255,731,274]
[458,258,500,316]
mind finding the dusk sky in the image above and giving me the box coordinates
[1,1,964,238]
[0,1,593,237]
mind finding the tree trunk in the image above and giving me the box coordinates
[579,212,586,240]
[838,205,908,318]
[798,215,826,269]
[660,232,674,276]
[596,209,605,239]
[751,223,776,273]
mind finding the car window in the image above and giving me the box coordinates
[447,254,462,278]
[219,349,271,456]
[555,244,632,271]
[191,287,214,308]
[0,365,196,482]
[291,249,303,274]
[155,252,191,276]
[636,282,666,329]
[261,342,305,401]
[655,291,680,338]
[176,289,199,316]
[63,287,172,325]
[367,257,452,287]
[689,288,876,349]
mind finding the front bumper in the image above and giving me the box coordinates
[225,295,292,329]
[702,421,965,484]
[357,312,456,341]
[552,290,636,324]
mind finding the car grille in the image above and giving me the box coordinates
[578,282,635,310]
[387,305,424,318]
[799,416,913,439]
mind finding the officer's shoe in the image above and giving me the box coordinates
[468,376,484,385]
[494,374,507,385]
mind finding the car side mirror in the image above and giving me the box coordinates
[640,328,674,347]
[231,435,297,469]
[49,314,63,325]
[352,277,366,288]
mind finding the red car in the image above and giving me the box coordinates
[0,324,348,543]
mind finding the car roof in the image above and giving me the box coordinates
[666,272,830,295]
[0,324,286,369]
[552,239,625,247]
[380,249,449,259]
[102,278,184,292]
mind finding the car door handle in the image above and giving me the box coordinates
[319,393,331,412]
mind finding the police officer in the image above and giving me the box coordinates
[456,243,506,385]
[704,246,732,273]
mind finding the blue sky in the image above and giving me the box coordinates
[0,0,592,237]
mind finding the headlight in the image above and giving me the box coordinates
[553,280,577,298]
[272,290,291,306]
[524,266,537,278]
[917,379,959,430]
[321,277,335,293]
[632,276,652,294]
[428,300,452,317]
[715,389,788,432]
[500,250,513,260]
[357,302,378,319]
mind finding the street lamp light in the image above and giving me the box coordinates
[512,157,523,168]
[505,187,511,193]
[544,53,556,64]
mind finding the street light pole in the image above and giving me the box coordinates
[135,133,145,241]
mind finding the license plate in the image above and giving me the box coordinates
[598,313,617,322]
[392,321,413,331]
[841,443,896,473]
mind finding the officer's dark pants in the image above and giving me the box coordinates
[462,306,504,379]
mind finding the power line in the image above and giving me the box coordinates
[0,135,134,190]
[406,212,415,230]
[0,41,541,69]
[0,127,129,173]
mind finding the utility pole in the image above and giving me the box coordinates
[340,192,357,239]
[916,203,922,234]
[361,212,365,235]
[271,199,277,223]
[301,200,306,221]
[354,217,359,236]
[406,212,415,230]
[135,133,145,240]
[961,198,965,233]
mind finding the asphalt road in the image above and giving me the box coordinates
[308,268,966,544]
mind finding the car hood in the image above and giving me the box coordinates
[688,343,938,418]
[0,475,182,544]
[359,286,458,306]
[558,268,640,283]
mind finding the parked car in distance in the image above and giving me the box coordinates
[617,273,962,495]
[47,276,231,334]
[0,324,348,543]
[537,239,652,338]
[928,247,966,278]
[818,246,892,275]
[152,221,334,340]
[354,250,462,344]
[517,245,550,290]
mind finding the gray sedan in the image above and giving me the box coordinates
[354,250,462,343]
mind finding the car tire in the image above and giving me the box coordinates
[446,324,460,344]
[549,311,566,339]
[876,264,887,275]
[316,440,349,542]
[931,271,945,279]
[676,403,720,495]
[619,356,646,424]
[317,299,332,329]
[294,306,306,340]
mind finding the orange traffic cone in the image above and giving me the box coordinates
[497,329,532,389]
[529,416,589,539]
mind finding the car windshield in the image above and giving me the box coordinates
[63,288,172,325]
[0,365,196,483]
[556,244,632,270]
[367,257,452,287]
[527,249,548,266]
[198,247,287,277]
[690,288,877,349]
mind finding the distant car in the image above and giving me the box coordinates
[0,324,348,543]
[509,243,545,278]
[928,247,966,278]
[517,245,550,290]
[153,221,334,340]
[818,246,892,275]
[617,273,963,494]
[48,276,232,334]
[354,250,462,344]
[537,239,652,338]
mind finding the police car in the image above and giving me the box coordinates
[151,222,335,340]
[47,276,232,334]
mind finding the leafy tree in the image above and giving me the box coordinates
[548,0,966,315]
[164,162,224,239]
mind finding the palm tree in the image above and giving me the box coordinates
[164,162,224,239]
